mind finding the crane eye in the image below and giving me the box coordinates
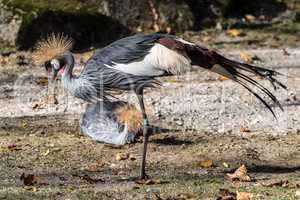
[44,61,51,72]
[50,59,60,70]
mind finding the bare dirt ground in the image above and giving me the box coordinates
[1,130,300,199]
[1,32,300,199]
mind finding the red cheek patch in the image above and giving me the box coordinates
[59,66,65,75]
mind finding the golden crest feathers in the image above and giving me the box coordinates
[115,104,143,133]
[33,33,73,65]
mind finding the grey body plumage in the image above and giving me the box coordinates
[36,33,286,180]
[91,34,166,66]
[81,101,136,145]
[61,34,168,102]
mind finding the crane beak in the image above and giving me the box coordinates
[49,68,58,83]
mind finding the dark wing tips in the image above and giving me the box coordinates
[236,79,278,120]
[237,61,288,91]
[205,52,286,119]
[177,41,285,119]
[264,70,288,91]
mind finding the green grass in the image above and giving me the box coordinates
[1,182,297,200]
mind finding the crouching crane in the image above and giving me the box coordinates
[33,33,286,180]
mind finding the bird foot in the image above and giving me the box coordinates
[123,174,150,183]
[133,173,152,184]
[138,173,150,181]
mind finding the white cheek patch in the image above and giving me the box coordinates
[51,59,60,70]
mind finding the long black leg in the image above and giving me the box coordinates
[136,90,150,180]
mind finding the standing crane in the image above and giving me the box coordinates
[34,33,286,180]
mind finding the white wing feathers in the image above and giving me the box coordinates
[109,43,192,76]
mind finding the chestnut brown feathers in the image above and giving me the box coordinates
[115,104,142,133]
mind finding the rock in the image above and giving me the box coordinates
[0,0,22,50]
[0,0,293,51]
[0,0,195,50]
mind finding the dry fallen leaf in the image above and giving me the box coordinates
[244,14,256,23]
[0,56,9,65]
[236,191,253,200]
[41,149,50,156]
[31,186,38,192]
[86,164,100,172]
[240,52,254,64]
[85,162,106,172]
[20,173,40,186]
[240,126,250,133]
[198,159,213,168]
[32,95,58,110]
[115,152,128,161]
[261,179,299,188]
[22,121,28,128]
[227,29,243,37]
[217,75,229,81]
[32,103,39,110]
[25,186,38,192]
[1,144,22,152]
[227,165,251,182]
[217,189,236,200]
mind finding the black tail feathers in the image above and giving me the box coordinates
[213,53,286,119]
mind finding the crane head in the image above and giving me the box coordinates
[33,33,73,82]
[44,58,62,82]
